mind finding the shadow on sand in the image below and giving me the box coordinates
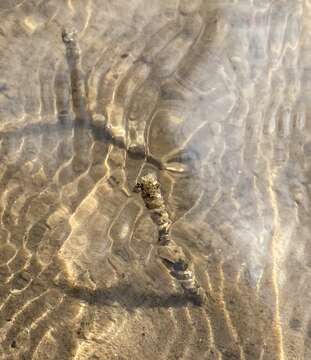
[55,279,199,310]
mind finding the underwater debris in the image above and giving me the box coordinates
[62,29,80,64]
[135,173,206,305]
[62,28,88,121]
[135,173,172,245]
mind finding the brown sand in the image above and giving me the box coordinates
[0,1,309,359]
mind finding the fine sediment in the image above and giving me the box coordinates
[0,1,309,359]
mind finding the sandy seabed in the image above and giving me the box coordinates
[0,1,310,359]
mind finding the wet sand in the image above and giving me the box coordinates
[0,1,310,359]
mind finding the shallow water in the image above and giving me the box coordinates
[0,1,310,359]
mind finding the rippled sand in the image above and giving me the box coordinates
[0,1,310,359]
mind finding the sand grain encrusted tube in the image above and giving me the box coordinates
[135,173,206,305]
[62,29,88,121]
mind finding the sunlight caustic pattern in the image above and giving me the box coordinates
[0,0,310,359]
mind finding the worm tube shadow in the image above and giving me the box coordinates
[55,279,199,310]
